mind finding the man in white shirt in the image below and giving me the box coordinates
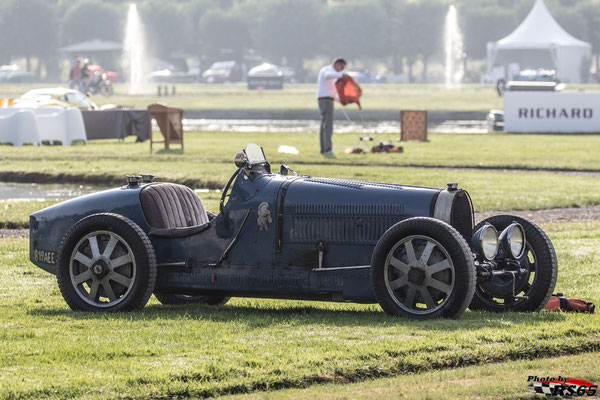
[317,58,348,155]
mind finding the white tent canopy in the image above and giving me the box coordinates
[487,0,591,83]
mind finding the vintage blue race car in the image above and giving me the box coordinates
[29,144,557,319]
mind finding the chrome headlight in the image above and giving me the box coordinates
[472,223,499,261]
[499,223,526,258]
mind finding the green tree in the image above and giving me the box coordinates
[458,2,519,60]
[571,1,600,80]
[197,7,252,61]
[139,0,193,60]
[255,0,323,74]
[323,0,386,62]
[0,0,58,73]
[60,0,122,44]
[182,0,217,58]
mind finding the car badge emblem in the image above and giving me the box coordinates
[257,202,273,231]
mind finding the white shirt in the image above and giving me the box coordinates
[317,64,344,99]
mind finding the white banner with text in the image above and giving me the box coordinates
[504,92,600,133]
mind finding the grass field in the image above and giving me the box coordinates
[1,82,599,112]
[1,112,599,398]
[0,221,598,399]
[223,353,600,399]
[2,130,600,230]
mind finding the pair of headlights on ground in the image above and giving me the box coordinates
[472,223,525,261]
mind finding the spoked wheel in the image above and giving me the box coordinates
[469,215,557,312]
[99,83,113,96]
[371,217,475,319]
[57,213,156,312]
[154,292,229,306]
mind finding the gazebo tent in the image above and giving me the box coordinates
[487,0,591,83]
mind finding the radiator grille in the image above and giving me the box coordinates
[303,178,405,190]
[288,203,405,243]
[450,190,474,242]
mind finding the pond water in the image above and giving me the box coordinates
[181,119,488,134]
[0,182,104,201]
[0,182,219,201]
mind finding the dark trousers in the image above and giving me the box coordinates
[318,97,334,153]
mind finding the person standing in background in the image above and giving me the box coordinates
[317,58,348,155]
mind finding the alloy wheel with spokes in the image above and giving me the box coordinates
[57,213,156,312]
[384,235,456,315]
[69,230,137,308]
[371,217,475,319]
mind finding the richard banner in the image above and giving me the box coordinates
[504,92,600,133]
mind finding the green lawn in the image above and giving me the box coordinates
[0,221,598,399]
[1,101,599,399]
[1,83,502,111]
[2,165,600,230]
[2,131,600,228]
[223,352,600,400]
[3,131,600,172]
[1,82,598,112]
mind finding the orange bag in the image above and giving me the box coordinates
[543,293,595,313]
[335,76,362,109]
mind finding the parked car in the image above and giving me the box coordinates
[202,61,242,83]
[247,63,284,89]
[29,144,557,319]
[496,69,562,96]
[347,69,386,84]
[20,88,98,110]
[148,66,201,83]
[0,65,37,83]
[279,66,299,83]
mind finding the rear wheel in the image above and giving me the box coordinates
[99,83,113,96]
[56,213,156,312]
[154,292,229,306]
[469,215,557,312]
[371,217,475,319]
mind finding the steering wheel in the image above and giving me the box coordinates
[219,168,242,215]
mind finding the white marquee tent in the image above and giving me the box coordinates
[486,0,591,83]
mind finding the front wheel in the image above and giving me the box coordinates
[371,217,476,319]
[99,83,113,96]
[469,215,557,312]
[56,213,157,312]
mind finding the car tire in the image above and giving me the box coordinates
[496,79,506,96]
[99,84,113,96]
[370,217,476,319]
[154,292,230,306]
[469,215,557,312]
[56,213,157,312]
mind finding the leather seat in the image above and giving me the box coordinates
[140,183,210,237]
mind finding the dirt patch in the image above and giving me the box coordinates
[475,205,600,224]
[0,229,28,239]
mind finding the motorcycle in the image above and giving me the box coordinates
[85,71,114,96]
[68,71,114,97]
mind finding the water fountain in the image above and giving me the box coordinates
[444,5,464,89]
[123,3,147,94]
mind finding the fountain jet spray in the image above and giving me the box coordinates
[444,5,464,89]
[123,4,147,94]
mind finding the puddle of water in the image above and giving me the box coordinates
[0,182,220,202]
[180,119,489,134]
[0,182,106,202]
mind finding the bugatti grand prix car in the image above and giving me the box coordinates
[29,144,557,319]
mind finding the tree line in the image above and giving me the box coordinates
[0,0,598,81]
